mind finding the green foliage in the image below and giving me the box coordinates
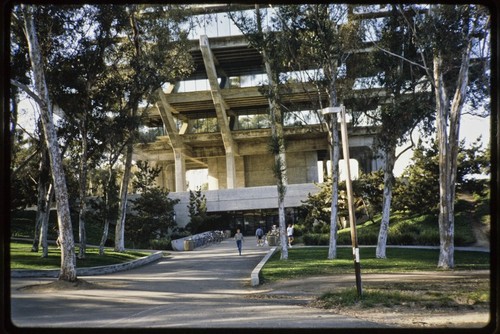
[393,138,489,214]
[302,233,330,245]
[299,172,383,234]
[186,188,207,234]
[149,237,171,250]
[304,199,483,247]
[132,160,162,193]
[125,187,179,249]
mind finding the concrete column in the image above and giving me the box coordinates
[207,158,219,190]
[226,150,236,189]
[174,149,186,192]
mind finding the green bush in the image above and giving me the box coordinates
[292,224,306,237]
[337,230,351,245]
[149,237,172,250]
[356,228,379,245]
[418,229,440,245]
[303,233,330,245]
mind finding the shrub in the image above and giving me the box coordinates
[357,229,379,245]
[149,237,172,250]
[337,230,351,245]
[418,229,439,245]
[303,233,330,245]
[292,224,306,237]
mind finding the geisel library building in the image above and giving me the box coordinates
[134,5,385,234]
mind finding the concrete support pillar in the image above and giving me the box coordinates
[207,158,219,190]
[226,150,236,189]
[174,149,186,192]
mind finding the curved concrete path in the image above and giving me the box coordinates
[9,239,385,329]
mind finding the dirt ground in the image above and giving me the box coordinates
[254,270,492,328]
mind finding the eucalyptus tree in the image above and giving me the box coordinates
[45,5,116,259]
[271,4,363,259]
[10,5,63,256]
[17,4,77,281]
[389,4,490,269]
[103,4,194,252]
[229,5,291,259]
[359,6,435,259]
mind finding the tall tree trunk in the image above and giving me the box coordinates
[32,145,50,252]
[434,52,454,269]
[78,119,88,259]
[436,32,472,269]
[376,146,396,259]
[99,219,110,256]
[266,67,288,260]
[114,141,133,252]
[114,7,141,253]
[326,63,341,260]
[22,4,77,281]
[257,5,288,259]
[99,167,116,255]
[39,184,54,258]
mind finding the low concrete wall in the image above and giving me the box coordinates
[251,247,277,286]
[11,251,164,278]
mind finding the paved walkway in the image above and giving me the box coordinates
[9,239,386,329]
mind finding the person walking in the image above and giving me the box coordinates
[287,224,294,248]
[255,226,264,247]
[234,228,244,255]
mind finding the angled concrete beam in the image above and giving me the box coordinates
[200,35,238,189]
[157,88,210,192]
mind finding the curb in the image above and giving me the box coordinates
[11,251,164,278]
[251,247,277,286]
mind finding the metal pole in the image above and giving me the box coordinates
[339,105,363,297]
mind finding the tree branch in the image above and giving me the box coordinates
[11,146,42,179]
[395,127,416,160]
[370,42,428,72]
[10,79,44,106]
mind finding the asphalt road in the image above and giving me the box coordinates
[8,239,385,331]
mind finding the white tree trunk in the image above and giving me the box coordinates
[78,119,88,259]
[22,4,77,281]
[434,52,454,269]
[376,147,396,259]
[39,184,54,258]
[266,68,288,260]
[32,146,50,253]
[433,24,472,269]
[99,219,110,256]
[257,5,288,260]
[114,141,133,252]
[327,63,340,260]
[327,125,340,260]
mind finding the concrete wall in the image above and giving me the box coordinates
[207,156,245,190]
[243,151,319,187]
[169,183,319,227]
[244,154,275,187]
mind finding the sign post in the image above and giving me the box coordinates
[322,105,362,297]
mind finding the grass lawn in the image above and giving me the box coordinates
[261,247,490,282]
[10,241,152,270]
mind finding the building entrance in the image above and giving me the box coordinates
[210,208,298,236]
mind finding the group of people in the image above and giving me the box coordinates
[233,224,294,256]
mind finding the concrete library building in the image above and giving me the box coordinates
[134,7,384,234]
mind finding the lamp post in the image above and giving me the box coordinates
[322,105,362,297]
